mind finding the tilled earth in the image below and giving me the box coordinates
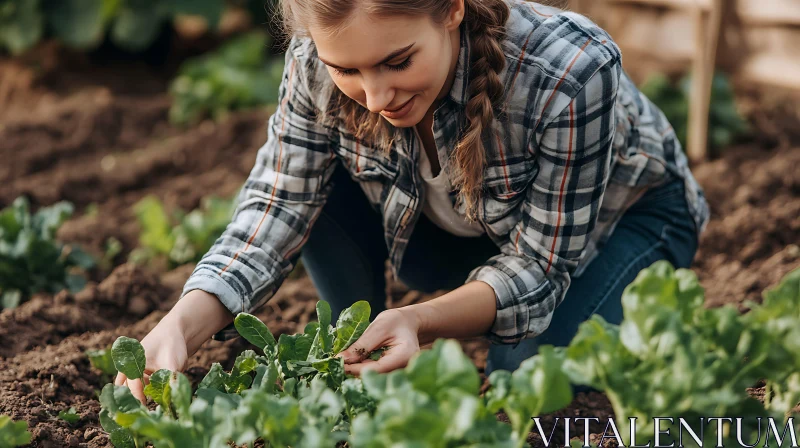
[0,50,798,447]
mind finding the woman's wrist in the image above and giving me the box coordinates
[171,289,235,355]
[400,281,497,345]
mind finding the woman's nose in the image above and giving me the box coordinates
[362,77,394,113]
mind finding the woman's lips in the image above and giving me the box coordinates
[381,96,416,119]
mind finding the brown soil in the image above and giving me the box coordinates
[0,51,797,447]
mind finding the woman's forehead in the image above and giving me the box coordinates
[311,13,432,68]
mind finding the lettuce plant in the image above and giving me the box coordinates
[129,195,235,268]
[0,415,30,447]
[0,197,94,309]
[98,264,800,447]
[561,262,800,446]
[168,31,284,125]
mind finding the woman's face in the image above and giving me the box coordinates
[310,4,464,128]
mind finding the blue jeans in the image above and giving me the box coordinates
[300,164,699,375]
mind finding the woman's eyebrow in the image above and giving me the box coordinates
[319,43,415,70]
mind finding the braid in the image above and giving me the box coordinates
[454,0,510,220]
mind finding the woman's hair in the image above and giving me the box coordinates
[278,0,510,220]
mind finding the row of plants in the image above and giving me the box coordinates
[86,262,799,447]
[0,191,239,310]
[0,0,274,54]
[168,31,284,126]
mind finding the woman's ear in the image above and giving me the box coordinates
[444,0,465,31]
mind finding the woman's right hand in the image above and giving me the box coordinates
[114,317,189,404]
[113,289,234,405]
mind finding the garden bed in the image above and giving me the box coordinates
[0,51,797,447]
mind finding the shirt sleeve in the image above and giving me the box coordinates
[180,39,337,317]
[467,58,622,344]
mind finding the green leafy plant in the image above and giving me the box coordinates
[58,407,80,424]
[0,197,95,310]
[561,262,800,446]
[87,346,118,376]
[0,415,31,447]
[97,264,800,447]
[0,0,44,54]
[168,31,284,125]
[640,72,749,151]
[100,299,573,447]
[1,0,226,54]
[129,195,235,268]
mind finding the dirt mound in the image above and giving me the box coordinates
[0,264,168,359]
[692,144,800,308]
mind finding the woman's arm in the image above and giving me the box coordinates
[401,281,497,345]
[173,289,236,355]
[337,282,496,375]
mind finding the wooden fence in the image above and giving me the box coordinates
[566,0,800,160]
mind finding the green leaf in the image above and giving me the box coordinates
[65,274,87,294]
[341,378,376,420]
[406,339,481,399]
[369,347,388,361]
[143,369,171,410]
[198,363,228,392]
[169,372,192,421]
[333,301,371,354]
[1,290,22,309]
[111,4,163,52]
[66,247,95,270]
[234,313,277,352]
[232,350,258,376]
[278,333,314,377]
[0,0,43,54]
[252,362,279,393]
[44,0,107,49]
[58,407,80,424]
[132,196,174,256]
[99,409,135,448]
[0,414,32,447]
[86,347,117,376]
[316,300,333,353]
[111,337,146,380]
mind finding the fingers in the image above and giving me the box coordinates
[344,344,415,375]
[114,372,127,386]
[338,319,391,363]
[127,378,147,405]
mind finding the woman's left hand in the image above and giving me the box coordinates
[336,308,422,375]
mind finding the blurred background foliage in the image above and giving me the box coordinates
[0,0,275,53]
[0,0,751,150]
[640,71,750,151]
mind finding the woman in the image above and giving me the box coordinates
[117,0,708,403]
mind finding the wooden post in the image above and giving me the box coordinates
[687,0,725,162]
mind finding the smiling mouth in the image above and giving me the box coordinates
[384,97,413,112]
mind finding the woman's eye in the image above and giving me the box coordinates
[386,57,412,72]
[333,67,358,77]
[331,56,412,77]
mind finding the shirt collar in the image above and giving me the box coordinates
[447,21,470,107]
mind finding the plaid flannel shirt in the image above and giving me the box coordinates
[181,0,709,344]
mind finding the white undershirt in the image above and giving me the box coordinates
[415,128,485,238]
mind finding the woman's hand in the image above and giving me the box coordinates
[337,308,422,375]
[113,289,234,404]
[114,318,188,404]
